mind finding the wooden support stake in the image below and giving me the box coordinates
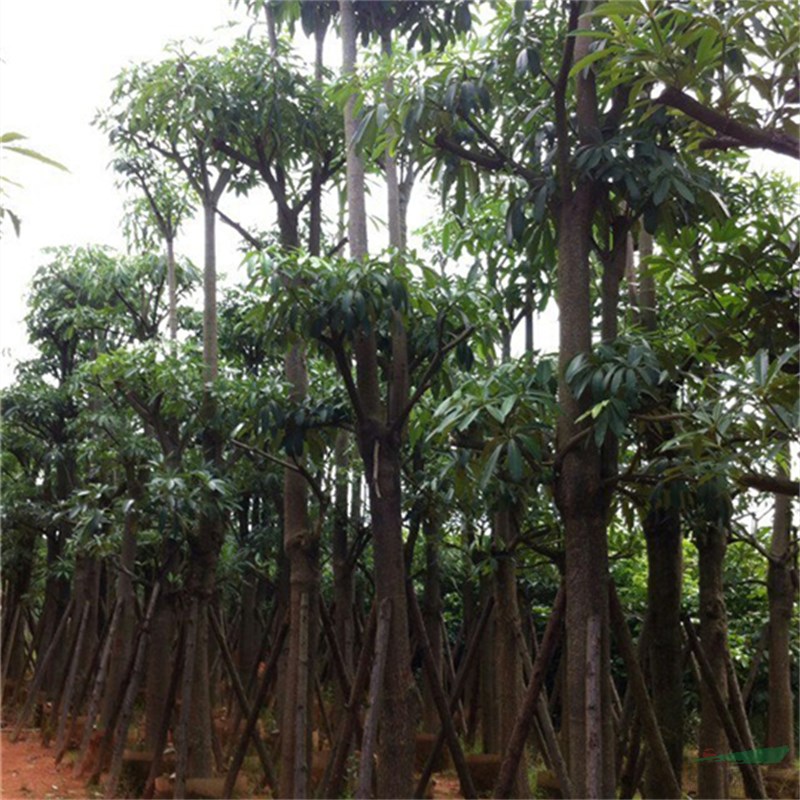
[54,602,90,761]
[209,607,277,790]
[12,596,75,742]
[494,583,567,799]
[683,616,766,800]
[319,603,377,800]
[407,584,478,800]
[415,596,494,799]
[356,599,392,799]
[223,617,289,800]
[609,583,682,798]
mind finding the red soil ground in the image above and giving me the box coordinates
[1,729,98,800]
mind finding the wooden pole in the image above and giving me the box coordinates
[11,596,74,741]
[356,599,392,799]
[223,617,289,800]
[209,607,277,790]
[494,583,567,799]
[54,602,90,761]
[319,603,377,799]
[609,583,682,798]
[683,616,766,800]
[415,596,494,798]
[407,584,478,799]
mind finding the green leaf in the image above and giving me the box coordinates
[507,439,524,482]
[568,46,613,79]
[480,443,503,490]
[753,349,769,387]
[5,145,69,172]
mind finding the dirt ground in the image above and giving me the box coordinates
[1,729,99,800]
[0,727,465,800]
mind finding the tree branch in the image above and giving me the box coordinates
[658,86,799,159]
[392,324,474,433]
[738,472,800,497]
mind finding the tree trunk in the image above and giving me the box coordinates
[333,430,355,721]
[492,510,529,797]
[643,504,684,795]
[555,183,615,797]
[767,489,795,763]
[696,522,729,799]
[341,3,415,794]
[421,515,444,732]
[184,196,226,777]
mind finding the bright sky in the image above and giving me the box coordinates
[1,2,793,390]
[0,0,254,386]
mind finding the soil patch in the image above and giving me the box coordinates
[1,729,99,800]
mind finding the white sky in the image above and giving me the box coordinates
[0,0,255,385]
[0,2,793,390]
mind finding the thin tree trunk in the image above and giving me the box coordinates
[696,521,730,799]
[356,600,392,799]
[492,509,529,796]
[340,3,415,795]
[643,501,684,794]
[767,489,795,763]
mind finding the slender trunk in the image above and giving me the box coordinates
[696,522,729,799]
[421,515,443,732]
[184,196,225,777]
[167,235,177,341]
[341,4,415,794]
[556,185,614,798]
[101,471,140,730]
[767,489,795,763]
[492,510,529,797]
[633,223,684,795]
[333,430,355,720]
